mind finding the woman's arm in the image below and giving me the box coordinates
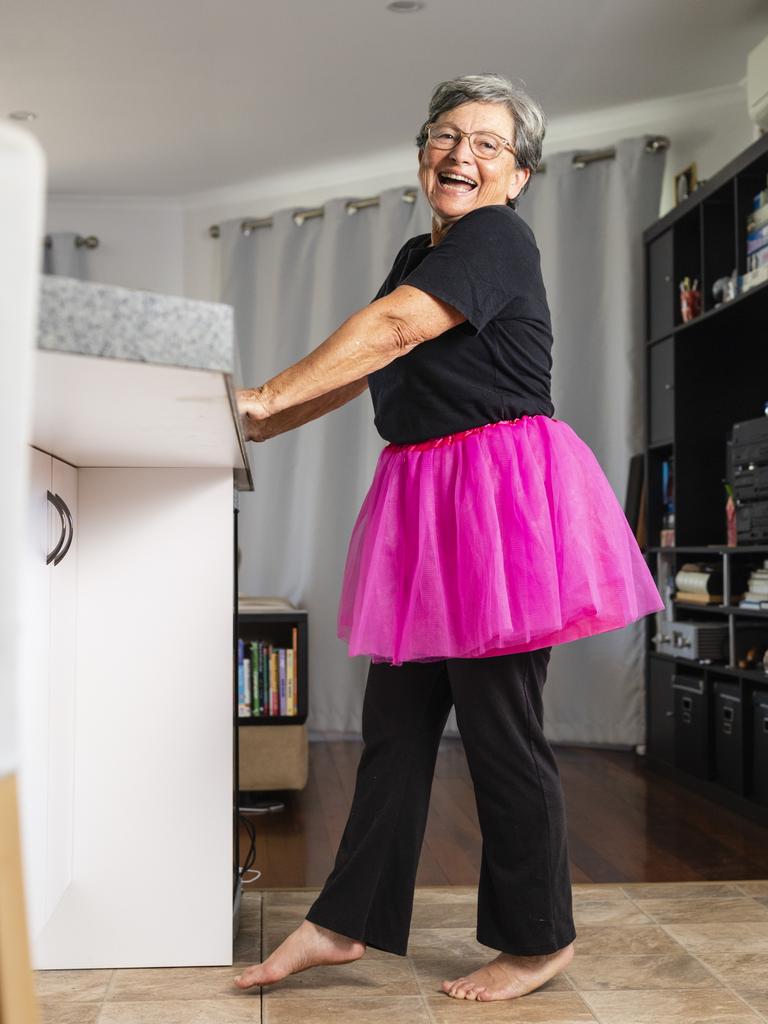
[239,285,465,424]
[241,375,369,442]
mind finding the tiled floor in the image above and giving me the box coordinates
[35,881,768,1023]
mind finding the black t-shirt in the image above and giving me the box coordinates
[367,203,555,444]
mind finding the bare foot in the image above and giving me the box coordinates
[233,919,366,990]
[441,940,575,1001]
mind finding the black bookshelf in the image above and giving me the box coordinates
[236,609,309,725]
[642,129,768,826]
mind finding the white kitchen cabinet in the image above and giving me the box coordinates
[17,275,252,969]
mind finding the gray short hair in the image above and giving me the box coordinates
[415,73,546,209]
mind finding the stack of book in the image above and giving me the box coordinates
[237,630,299,718]
[743,176,768,292]
[738,560,768,610]
[673,562,725,604]
[673,561,747,605]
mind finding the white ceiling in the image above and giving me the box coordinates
[4,0,768,198]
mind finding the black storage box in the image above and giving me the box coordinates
[712,680,744,793]
[672,673,712,779]
[751,689,768,806]
[732,416,768,467]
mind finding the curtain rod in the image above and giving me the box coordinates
[43,234,100,250]
[208,135,670,239]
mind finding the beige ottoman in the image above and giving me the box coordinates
[238,724,308,791]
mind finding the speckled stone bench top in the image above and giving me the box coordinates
[37,275,236,374]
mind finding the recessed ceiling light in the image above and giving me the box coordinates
[9,111,37,121]
[386,1,425,11]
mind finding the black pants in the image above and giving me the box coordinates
[305,647,577,957]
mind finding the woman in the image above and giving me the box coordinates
[233,73,664,1002]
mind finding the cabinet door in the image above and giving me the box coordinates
[649,337,674,445]
[647,229,674,340]
[17,449,77,942]
[18,447,52,940]
[647,656,675,765]
[46,457,77,918]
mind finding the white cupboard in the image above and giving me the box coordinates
[18,284,251,969]
[19,448,77,945]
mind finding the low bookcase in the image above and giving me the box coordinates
[237,605,309,793]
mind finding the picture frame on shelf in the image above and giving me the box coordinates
[674,161,697,205]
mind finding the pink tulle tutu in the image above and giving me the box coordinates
[337,414,664,666]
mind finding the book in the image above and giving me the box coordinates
[238,638,252,717]
[674,591,724,604]
[239,596,296,611]
[674,563,723,593]
[286,648,294,716]
[252,634,264,716]
[278,647,286,716]
[270,647,278,715]
[747,221,768,244]
[747,203,768,233]
[747,245,768,271]
[293,626,298,716]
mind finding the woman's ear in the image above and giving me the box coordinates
[507,167,531,203]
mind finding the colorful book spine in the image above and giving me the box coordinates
[278,647,286,716]
[249,641,260,716]
[286,648,294,716]
[292,626,298,717]
[237,638,249,717]
[270,647,279,715]
[243,653,251,713]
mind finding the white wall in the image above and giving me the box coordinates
[44,199,184,295]
[45,82,761,304]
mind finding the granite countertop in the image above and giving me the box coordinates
[37,275,237,374]
[35,274,253,489]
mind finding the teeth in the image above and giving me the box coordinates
[440,173,477,186]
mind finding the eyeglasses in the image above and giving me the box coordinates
[425,122,515,161]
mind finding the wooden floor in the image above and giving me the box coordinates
[239,739,768,888]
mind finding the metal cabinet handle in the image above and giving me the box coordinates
[53,495,73,566]
[45,490,74,566]
[46,490,66,565]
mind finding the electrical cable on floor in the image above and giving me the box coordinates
[237,796,285,885]
[238,810,260,883]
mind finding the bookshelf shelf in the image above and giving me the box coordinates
[645,275,768,348]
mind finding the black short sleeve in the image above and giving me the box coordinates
[401,205,541,334]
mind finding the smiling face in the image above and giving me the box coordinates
[418,101,530,241]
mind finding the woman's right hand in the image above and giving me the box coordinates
[237,387,273,443]
[240,413,273,443]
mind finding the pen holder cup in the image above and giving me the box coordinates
[680,288,701,322]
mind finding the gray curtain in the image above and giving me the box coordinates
[222,135,665,745]
[42,231,89,278]
[519,136,665,746]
